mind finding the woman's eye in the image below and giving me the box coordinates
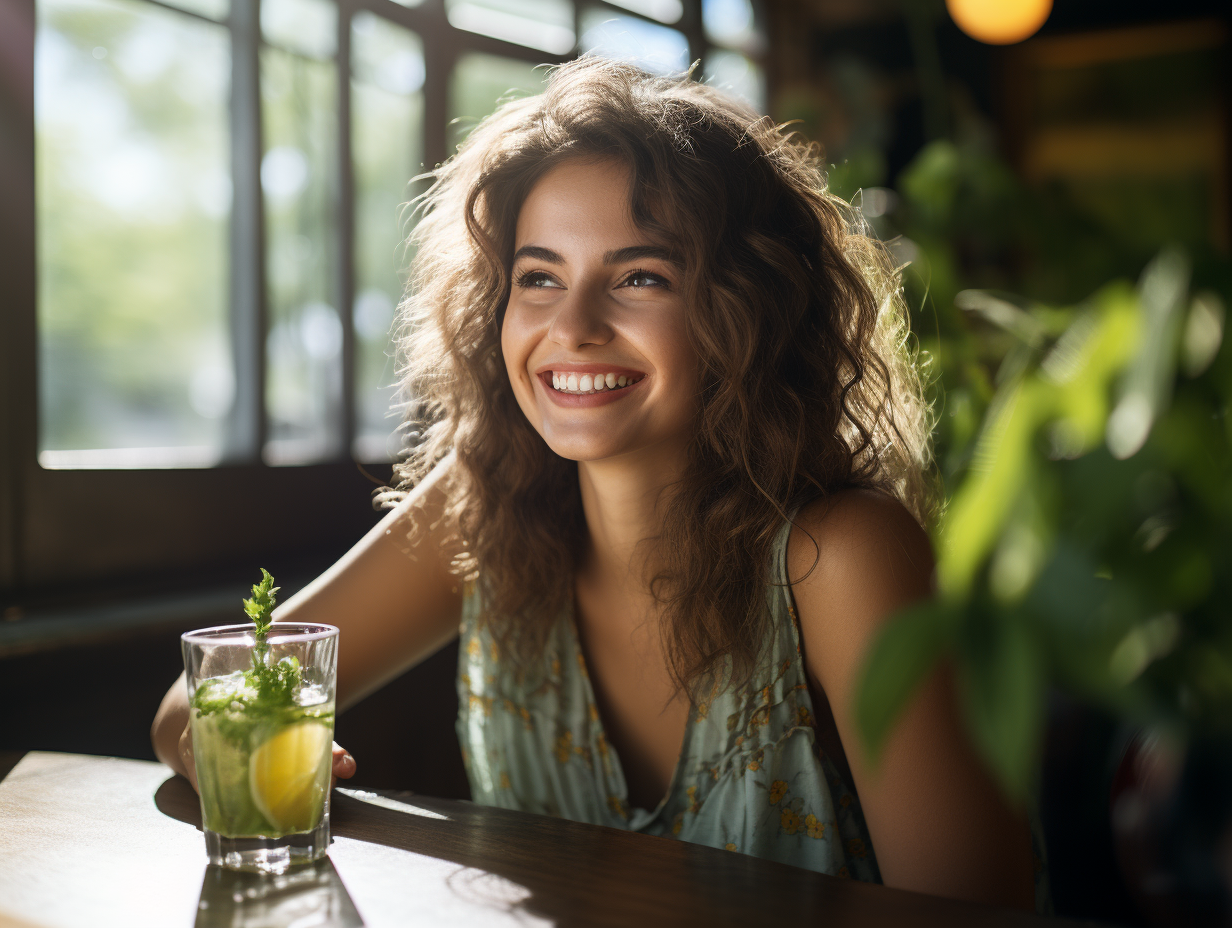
[515,270,562,289]
[621,270,669,290]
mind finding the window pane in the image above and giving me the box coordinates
[704,49,765,113]
[261,44,341,465]
[449,52,546,151]
[603,0,682,25]
[36,0,231,468]
[160,0,228,21]
[579,10,689,76]
[351,11,424,462]
[702,0,765,53]
[444,0,574,56]
[261,0,337,61]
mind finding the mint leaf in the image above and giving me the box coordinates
[243,568,280,639]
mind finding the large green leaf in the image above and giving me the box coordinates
[855,598,956,763]
[956,609,1044,803]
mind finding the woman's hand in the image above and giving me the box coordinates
[331,743,357,791]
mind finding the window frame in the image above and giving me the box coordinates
[0,0,760,606]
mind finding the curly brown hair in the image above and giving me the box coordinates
[388,57,933,694]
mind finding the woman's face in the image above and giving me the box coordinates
[501,158,698,465]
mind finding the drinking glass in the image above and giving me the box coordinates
[181,623,338,873]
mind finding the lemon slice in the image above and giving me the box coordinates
[249,721,331,834]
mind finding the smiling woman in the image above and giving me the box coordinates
[153,57,1040,914]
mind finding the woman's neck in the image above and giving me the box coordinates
[576,441,687,593]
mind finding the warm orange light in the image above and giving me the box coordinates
[946,0,1052,45]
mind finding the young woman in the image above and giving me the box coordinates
[153,57,1038,910]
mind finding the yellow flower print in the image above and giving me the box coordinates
[467,637,481,658]
[596,732,609,758]
[780,808,800,835]
[747,749,764,772]
[846,838,866,859]
[555,731,573,765]
[499,771,511,790]
[724,843,737,852]
[576,652,588,676]
[589,703,600,723]
[489,640,500,662]
[469,693,493,716]
[797,706,813,728]
[671,812,684,836]
[459,672,471,688]
[607,795,628,819]
[759,686,771,705]
[695,700,710,721]
[805,814,824,839]
[768,780,788,804]
[686,785,700,815]
[837,866,850,880]
[551,657,561,677]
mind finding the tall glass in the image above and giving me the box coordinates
[181,623,338,873]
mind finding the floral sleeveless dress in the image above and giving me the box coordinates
[455,519,881,882]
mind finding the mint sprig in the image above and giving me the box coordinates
[244,568,280,638]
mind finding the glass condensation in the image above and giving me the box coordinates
[579,9,689,76]
[704,48,765,113]
[444,0,574,55]
[350,11,424,462]
[261,5,340,466]
[448,52,546,152]
[36,0,232,469]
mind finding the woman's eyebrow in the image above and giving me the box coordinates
[603,245,681,267]
[511,245,564,264]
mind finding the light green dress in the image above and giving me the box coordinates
[455,519,881,882]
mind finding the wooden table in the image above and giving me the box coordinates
[0,752,1083,928]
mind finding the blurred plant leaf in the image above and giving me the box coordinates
[856,598,955,763]
[956,609,1043,803]
[1107,249,1189,459]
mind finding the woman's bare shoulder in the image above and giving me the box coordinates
[786,488,934,646]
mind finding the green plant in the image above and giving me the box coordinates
[857,248,1231,800]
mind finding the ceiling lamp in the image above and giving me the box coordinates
[946,0,1052,45]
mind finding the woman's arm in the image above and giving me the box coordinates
[151,457,464,785]
[789,489,1035,911]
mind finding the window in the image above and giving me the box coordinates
[0,0,766,600]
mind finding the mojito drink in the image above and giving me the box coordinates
[182,571,339,872]
[190,668,334,839]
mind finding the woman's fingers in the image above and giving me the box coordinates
[178,723,199,793]
[331,742,356,790]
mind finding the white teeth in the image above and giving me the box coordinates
[550,371,639,394]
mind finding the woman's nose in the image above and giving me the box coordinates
[546,289,614,350]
